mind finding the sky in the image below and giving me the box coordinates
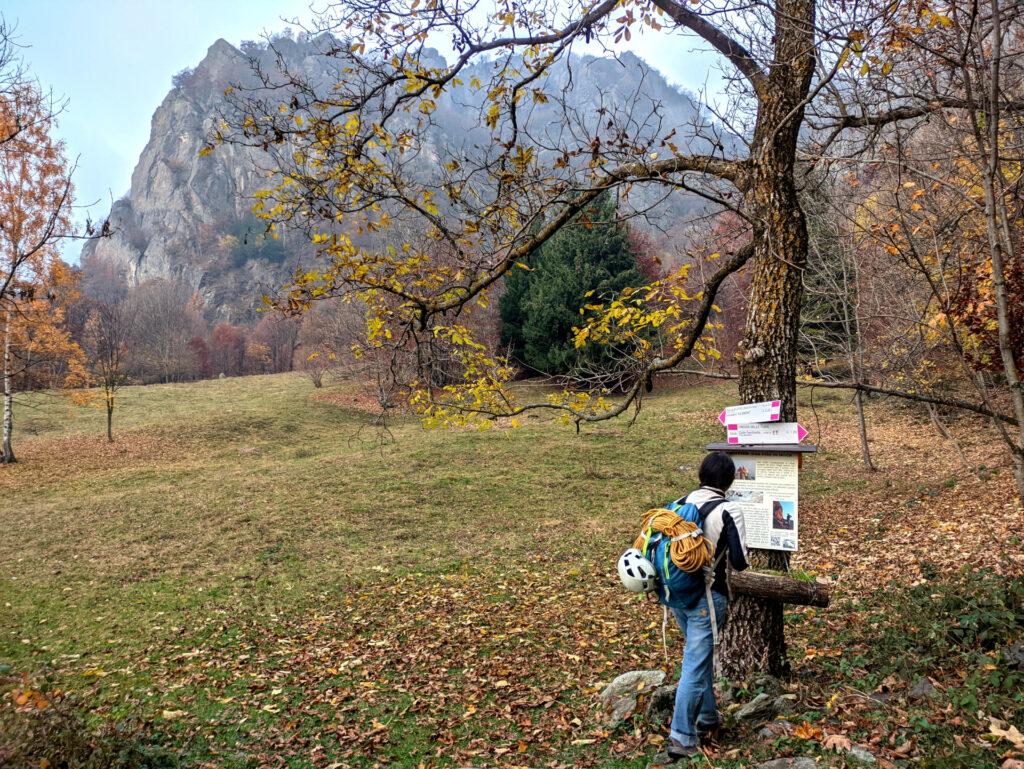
[4,0,724,261]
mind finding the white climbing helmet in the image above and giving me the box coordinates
[617,548,658,593]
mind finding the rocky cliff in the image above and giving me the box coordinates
[81,36,709,322]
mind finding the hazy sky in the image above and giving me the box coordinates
[5,1,724,261]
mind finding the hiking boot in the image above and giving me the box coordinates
[696,718,723,741]
[665,739,701,762]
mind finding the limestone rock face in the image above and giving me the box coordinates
[82,37,708,322]
[80,38,295,322]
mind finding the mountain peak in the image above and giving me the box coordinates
[205,38,240,60]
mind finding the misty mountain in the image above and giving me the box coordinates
[80,35,713,322]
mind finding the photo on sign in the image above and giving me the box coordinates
[771,499,795,531]
[727,489,763,504]
[734,458,757,481]
[782,538,797,551]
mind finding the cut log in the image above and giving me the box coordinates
[729,570,830,607]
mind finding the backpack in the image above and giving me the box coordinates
[641,496,727,609]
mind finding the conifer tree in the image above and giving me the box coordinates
[499,194,645,377]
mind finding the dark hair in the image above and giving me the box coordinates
[699,451,735,491]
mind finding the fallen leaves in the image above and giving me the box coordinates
[793,721,824,740]
[11,687,49,710]
[988,717,1024,750]
[4,383,1023,768]
[822,733,852,752]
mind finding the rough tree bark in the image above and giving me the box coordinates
[721,0,816,681]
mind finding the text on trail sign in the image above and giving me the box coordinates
[726,421,809,445]
[718,400,781,426]
[727,452,800,551]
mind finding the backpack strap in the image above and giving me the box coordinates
[697,497,728,522]
[665,496,688,513]
[695,496,729,649]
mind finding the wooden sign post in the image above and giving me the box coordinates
[706,403,828,607]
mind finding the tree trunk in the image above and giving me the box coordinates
[721,0,816,682]
[106,396,114,443]
[844,237,874,470]
[2,311,14,464]
[854,389,874,470]
[926,402,969,466]
[971,0,1024,502]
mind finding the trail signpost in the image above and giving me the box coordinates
[706,401,828,608]
[710,402,815,553]
[726,421,809,445]
[718,400,781,426]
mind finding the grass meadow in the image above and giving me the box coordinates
[1,373,1021,768]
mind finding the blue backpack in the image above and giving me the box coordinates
[642,496,727,608]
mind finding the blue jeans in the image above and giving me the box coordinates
[669,590,728,746]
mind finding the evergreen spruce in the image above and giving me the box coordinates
[499,194,646,377]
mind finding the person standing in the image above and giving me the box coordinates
[665,451,749,761]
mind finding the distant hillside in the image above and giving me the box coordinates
[81,35,712,322]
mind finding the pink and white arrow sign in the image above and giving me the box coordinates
[718,400,782,426]
[726,421,808,445]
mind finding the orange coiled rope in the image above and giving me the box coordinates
[633,508,713,574]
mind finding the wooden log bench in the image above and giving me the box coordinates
[730,570,830,607]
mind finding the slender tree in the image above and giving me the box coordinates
[83,299,133,442]
[0,83,73,311]
[2,261,87,463]
[0,79,74,463]
[811,0,1024,499]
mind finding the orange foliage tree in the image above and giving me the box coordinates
[0,81,77,464]
[835,0,1024,499]
[2,261,87,462]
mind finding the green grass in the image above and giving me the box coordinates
[1,374,729,767]
[0,373,1019,768]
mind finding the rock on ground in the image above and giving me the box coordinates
[645,682,677,724]
[599,669,666,726]
[735,692,776,721]
[908,677,937,701]
[755,759,817,769]
[1002,642,1024,669]
[848,745,877,764]
[758,721,795,739]
[772,694,797,716]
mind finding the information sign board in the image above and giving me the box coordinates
[725,452,800,551]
